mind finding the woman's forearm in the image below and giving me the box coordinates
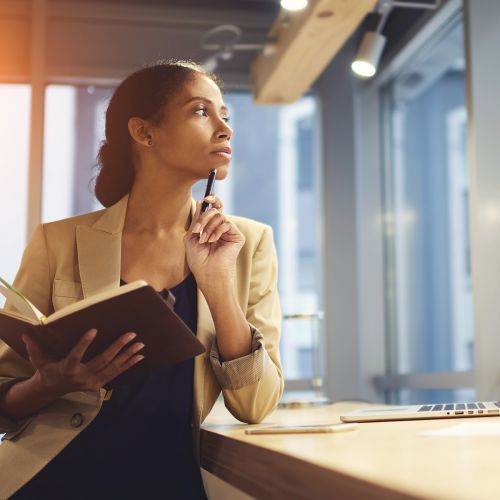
[0,372,60,420]
[202,280,252,362]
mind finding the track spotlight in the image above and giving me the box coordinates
[352,0,441,79]
[351,31,387,78]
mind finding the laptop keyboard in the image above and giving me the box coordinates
[418,401,500,413]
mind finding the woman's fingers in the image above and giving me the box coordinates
[204,195,223,211]
[206,221,233,243]
[22,334,51,367]
[191,195,224,235]
[197,209,225,243]
[200,211,227,243]
[27,329,144,393]
[98,352,145,387]
[85,332,138,372]
[97,340,145,375]
[65,328,98,366]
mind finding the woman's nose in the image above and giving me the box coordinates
[217,122,232,140]
[217,125,233,139]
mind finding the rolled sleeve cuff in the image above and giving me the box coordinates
[0,377,31,434]
[209,326,265,390]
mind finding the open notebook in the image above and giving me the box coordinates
[340,401,500,422]
[0,276,205,388]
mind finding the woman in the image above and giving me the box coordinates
[0,60,283,499]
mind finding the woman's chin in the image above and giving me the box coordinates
[195,162,229,180]
[214,165,229,180]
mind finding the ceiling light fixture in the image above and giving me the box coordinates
[280,0,309,11]
[352,0,441,79]
[351,31,387,78]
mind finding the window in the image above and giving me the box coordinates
[41,86,323,387]
[194,94,323,385]
[0,84,31,305]
[382,18,473,404]
[42,85,112,222]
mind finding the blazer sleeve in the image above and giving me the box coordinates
[0,224,53,433]
[208,225,284,423]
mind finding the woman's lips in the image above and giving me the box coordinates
[211,151,232,160]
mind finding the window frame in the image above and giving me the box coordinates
[356,0,479,402]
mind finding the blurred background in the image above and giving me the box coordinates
[1,0,500,410]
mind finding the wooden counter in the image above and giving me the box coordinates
[201,401,500,500]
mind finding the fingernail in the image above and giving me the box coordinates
[200,232,209,243]
[138,355,145,361]
[192,223,201,234]
[136,343,145,350]
[128,332,137,340]
[208,235,217,243]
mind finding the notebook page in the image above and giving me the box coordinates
[45,280,148,324]
[0,276,43,322]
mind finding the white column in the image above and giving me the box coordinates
[464,0,500,400]
[27,0,46,238]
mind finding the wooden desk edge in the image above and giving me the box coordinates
[200,428,420,500]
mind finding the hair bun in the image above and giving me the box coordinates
[95,140,134,207]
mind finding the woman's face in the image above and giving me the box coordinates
[150,72,233,181]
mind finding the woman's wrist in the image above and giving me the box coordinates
[200,280,253,361]
[0,373,61,420]
[30,370,65,401]
[196,269,235,299]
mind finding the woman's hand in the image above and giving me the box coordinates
[22,328,145,398]
[184,195,245,291]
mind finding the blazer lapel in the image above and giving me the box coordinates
[190,198,217,422]
[76,195,129,298]
[189,198,216,350]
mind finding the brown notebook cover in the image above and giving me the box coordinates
[0,286,206,388]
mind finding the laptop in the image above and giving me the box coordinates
[340,401,500,423]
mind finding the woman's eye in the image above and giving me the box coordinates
[195,107,230,123]
[195,107,208,117]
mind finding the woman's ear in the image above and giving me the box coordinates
[128,117,153,147]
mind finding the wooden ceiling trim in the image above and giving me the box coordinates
[251,0,377,104]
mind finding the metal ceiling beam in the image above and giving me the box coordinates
[48,1,275,31]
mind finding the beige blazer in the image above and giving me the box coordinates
[0,195,283,498]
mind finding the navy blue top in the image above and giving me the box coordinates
[14,273,206,500]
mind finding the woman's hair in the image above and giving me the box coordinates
[94,59,220,207]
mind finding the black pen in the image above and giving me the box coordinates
[200,169,217,213]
